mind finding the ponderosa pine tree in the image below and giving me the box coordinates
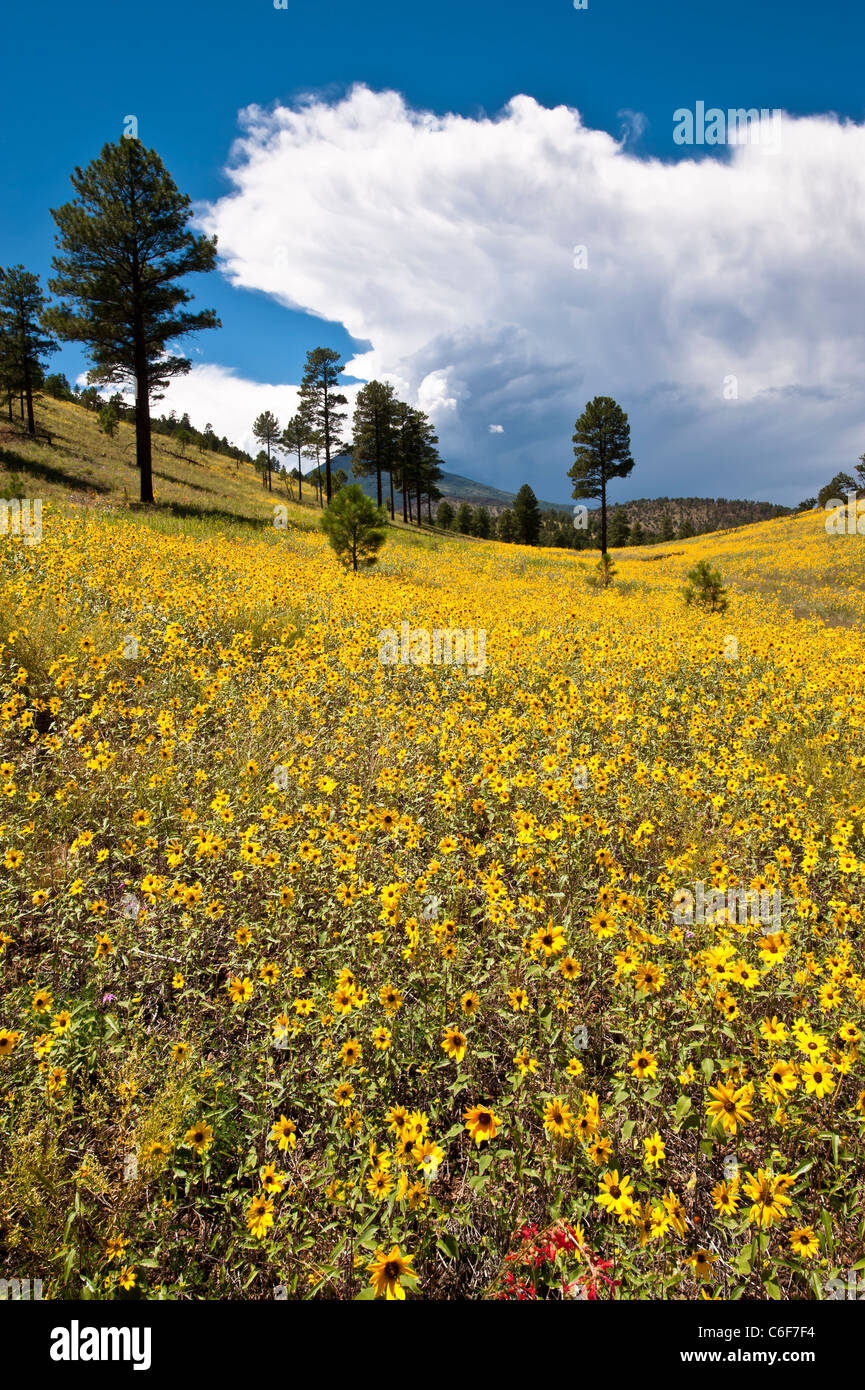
[394,404,442,526]
[44,372,73,400]
[609,505,631,547]
[299,348,347,504]
[253,410,280,492]
[352,380,398,514]
[98,400,120,438]
[0,314,19,422]
[424,474,443,522]
[473,506,492,539]
[569,396,634,556]
[281,413,311,504]
[0,265,57,436]
[420,435,444,524]
[513,483,541,545]
[46,138,220,503]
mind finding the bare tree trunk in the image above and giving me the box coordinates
[23,362,35,436]
[134,356,154,504]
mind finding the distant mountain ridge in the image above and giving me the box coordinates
[307,458,573,512]
[305,458,791,531]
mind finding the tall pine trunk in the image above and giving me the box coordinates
[374,410,383,506]
[134,357,154,504]
[23,362,35,436]
[323,378,332,504]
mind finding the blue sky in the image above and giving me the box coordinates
[2,0,864,503]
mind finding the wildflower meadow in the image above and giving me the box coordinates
[1,501,863,1303]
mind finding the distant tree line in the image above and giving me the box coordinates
[436,485,544,545]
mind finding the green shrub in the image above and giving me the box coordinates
[319,484,387,572]
[683,559,728,612]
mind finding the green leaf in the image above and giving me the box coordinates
[821,1210,834,1250]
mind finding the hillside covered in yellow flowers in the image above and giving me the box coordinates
[1,465,864,1299]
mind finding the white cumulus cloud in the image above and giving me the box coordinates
[177,86,865,502]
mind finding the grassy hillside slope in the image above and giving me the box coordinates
[0,396,312,524]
